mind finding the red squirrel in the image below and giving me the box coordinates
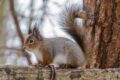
[24,2,87,68]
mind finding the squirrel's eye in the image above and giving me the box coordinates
[29,39,34,44]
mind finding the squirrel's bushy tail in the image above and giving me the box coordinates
[59,3,85,52]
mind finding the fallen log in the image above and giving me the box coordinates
[0,65,119,80]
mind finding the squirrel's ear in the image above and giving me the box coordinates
[28,28,32,34]
[33,27,43,41]
[33,27,39,36]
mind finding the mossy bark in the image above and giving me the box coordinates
[0,65,119,80]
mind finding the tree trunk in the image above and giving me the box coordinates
[0,0,7,64]
[84,0,120,68]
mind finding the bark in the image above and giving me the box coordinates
[84,0,120,68]
[0,65,119,80]
[0,0,7,64]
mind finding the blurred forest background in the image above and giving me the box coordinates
[0,0,76,66]
[0,0,119,68]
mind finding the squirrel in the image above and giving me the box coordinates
[23,2,87,68]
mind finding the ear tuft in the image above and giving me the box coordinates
[33,27,43,41]
[33,27,39,35]
[28,28,32,34]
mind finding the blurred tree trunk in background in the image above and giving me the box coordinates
[0,0,7,64]
[84,0,120,68]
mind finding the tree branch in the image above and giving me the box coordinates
[28,0,34,34]
[0,46,22,51]
[9,0,24,45]
[0,65,119,80]
[34,0,49,27]
[9,0,32,65]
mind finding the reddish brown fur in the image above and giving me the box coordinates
[24,32,53,65]
[38,43,53,65]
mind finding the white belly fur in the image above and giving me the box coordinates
[52,54,67,67]
[24,49,38,64]
[33,48,43,62]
